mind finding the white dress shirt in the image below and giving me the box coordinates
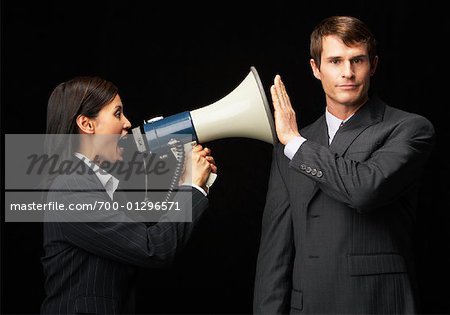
[284,108,354,160]
[182,182,208,196]
[74,152,119,201]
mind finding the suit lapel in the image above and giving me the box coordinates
[303,115,329,146]
[329,97,385,156]
[296,97,385,210]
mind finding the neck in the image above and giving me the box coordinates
[77,141,102,165]
[326,96,368,120]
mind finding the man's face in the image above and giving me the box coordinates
[310,35,377,108]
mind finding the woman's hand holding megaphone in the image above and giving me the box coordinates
[180,144,217,193]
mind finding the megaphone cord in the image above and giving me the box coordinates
[164,139,185,202]
[142,140,185,203]
[143,156,149,202]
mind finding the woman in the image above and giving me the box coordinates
[40,76,216,314]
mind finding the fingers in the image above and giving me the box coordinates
[274,74,291,109]
[274,74,283,101]
[274,75,283,107]
[202,150,217,174]
[203,146,211,156]
[273,75,296,121]
[270,84,280,111]
[270,74,301,145]
[192,144,217,171]
[206,156,216,174]
[207,153,217,174]
[193,144,211,157]
[192,144,203,152]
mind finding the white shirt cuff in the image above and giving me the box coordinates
[284,136,307,160]
[181,183,208,196]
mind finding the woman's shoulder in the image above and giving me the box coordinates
[46,166,108,207]
[49,163,102,191]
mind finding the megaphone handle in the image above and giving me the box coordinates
[205,172,217,189]
[183,141,217,191]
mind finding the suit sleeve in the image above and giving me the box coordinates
[289,115,435,213]
[253,145,294,314]
[47,175,208,268]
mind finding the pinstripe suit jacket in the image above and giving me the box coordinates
[40,167,208,314]
[253,97,435,314]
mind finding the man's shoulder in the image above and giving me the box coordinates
[382,102,434,131]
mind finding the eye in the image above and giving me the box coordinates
[115,110,121,118]
[330,59,340,64]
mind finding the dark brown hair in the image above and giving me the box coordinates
[310,16,377,69]
[42,76,119,189]
[46,76,119,134]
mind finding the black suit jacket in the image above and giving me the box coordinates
[40,167,208,314]
[253,97,435,314]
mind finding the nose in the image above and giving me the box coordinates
[123,115,131,131]
[341,61,355,79]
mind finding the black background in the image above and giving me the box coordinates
[1,1,449,314]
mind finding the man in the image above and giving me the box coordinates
[253,16,435,314]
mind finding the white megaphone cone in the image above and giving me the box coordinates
[131,66,276,191]
[190,66,277,144]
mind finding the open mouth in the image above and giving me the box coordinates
[117,134,128,151]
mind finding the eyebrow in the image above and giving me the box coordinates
[326,54,368,60]
[114,105,123,110]
[351,54,369,59]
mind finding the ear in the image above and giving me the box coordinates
[370,56,379,76]
[310,58,321,80]
[76,115,95,134]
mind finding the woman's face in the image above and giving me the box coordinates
[91,94,131,162]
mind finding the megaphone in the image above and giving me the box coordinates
[131,66,277,154]
[130,66,276,192]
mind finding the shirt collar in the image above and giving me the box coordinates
[325,107,354,144]
[74,152,119,200]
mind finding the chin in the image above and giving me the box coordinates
[116,146,124,161]
[336,93,362,106]
[99,152,122,165]
[107,155,123,163]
